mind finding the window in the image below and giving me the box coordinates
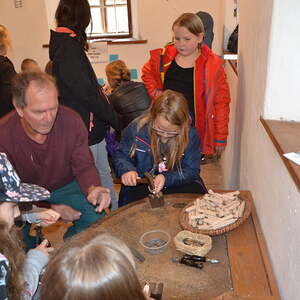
[87,0,132,39]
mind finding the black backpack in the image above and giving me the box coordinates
[227,25,239,53]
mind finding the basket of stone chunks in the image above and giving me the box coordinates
[179,190,252,236]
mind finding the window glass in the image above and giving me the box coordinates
[89,0,100,6]
[116,6,128,33]
[88,0,131,38]
[88,7,103,34]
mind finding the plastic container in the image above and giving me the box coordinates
[139,229,170,255]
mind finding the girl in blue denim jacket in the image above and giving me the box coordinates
[112,90,207,206]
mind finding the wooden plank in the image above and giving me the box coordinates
[260,117,300,192]
[250,195,281,300]
[42,39,147,48]
[226,191,272,297]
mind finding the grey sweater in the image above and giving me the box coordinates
[0,212,49,300]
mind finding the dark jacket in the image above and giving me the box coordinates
[112,121,202,187]
[49,30,120,145]
[108,81,151,130]
[0,56,16,118]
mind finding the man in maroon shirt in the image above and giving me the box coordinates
[0,72,111,241]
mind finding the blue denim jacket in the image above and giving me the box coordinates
[112,121,202,188]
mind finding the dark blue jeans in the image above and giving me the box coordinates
[22,181,104,249]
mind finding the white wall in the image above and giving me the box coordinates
[221,0,300,298]
[44,0,59,30]
[263,0,300,121]
[0,0,50,71]
[220,62,239,189]
[0,0,224,80]
[92,0,224,80]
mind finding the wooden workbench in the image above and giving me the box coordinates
[89,191,280,300]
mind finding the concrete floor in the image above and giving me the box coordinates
[43,161,223,248]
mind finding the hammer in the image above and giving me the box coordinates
[143,172,164,208]
[114,172,164,208]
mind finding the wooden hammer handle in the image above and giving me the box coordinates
[113,177,148,184]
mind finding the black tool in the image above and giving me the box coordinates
[129,247,145,263]
[149,282,163,300]
[171,256,204,269]
[35,226,51,247]
[182,254,219,264]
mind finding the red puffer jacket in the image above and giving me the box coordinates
[142,43,231,155]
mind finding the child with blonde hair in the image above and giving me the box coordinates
[112,89,207,206]
[142,13,231,157]
[41,232,153,300]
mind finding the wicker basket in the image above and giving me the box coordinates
[179,195,252,236]
[174,230,212,256]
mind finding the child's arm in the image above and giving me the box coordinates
[22,240,53,300]
[141,53,163,100]
[213,65,231,153]
[111,122,139,178]
[22,209,60,226]
[0,254,9,300]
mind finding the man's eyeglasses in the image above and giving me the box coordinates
[152,125,179,137]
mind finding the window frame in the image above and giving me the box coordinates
[88,0,132,40]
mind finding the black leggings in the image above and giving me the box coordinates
[118,178,207,207]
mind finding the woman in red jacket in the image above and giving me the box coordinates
[142,13,231,156]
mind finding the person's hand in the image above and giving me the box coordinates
[36,209,60,227]
[102,83,112,95]
[153,174,165,193]
[121,171,138,186]
[51,204,81,222]
[87,186,111,213]
[143,284,155,300]
[214,146,225,157]
[35,239,54,256]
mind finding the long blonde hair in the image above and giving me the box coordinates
[0,220,25,300]
[0,25,11,56]
[137,90,190,170]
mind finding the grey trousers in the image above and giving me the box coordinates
[90,140,118,211]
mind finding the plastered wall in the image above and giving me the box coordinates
[221,0,300,298]
[0,0,49,71]
[263,0,300,121]
[82,0,224,81]
[0,0,224,80]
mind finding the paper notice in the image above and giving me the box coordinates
[87,42,108,63]
[283,152,300,166]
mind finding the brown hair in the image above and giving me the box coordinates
[55,0,91,51]
[137,89,190,171]
[0,220,25,300]
[172,13,204,36]
[11,72,57,108]
[44,60,53,75]
[21,58,40,73]
[41,232,146,300]
[105,60,131,88]
[0,25,11,56]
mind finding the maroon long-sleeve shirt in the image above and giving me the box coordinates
[0,106,100,195]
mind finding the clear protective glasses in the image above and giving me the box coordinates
[152,124,179,137]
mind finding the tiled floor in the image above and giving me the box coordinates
[43,161,223,248]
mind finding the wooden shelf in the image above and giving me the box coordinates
[260,117,300,192]
[42,39,147,48]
